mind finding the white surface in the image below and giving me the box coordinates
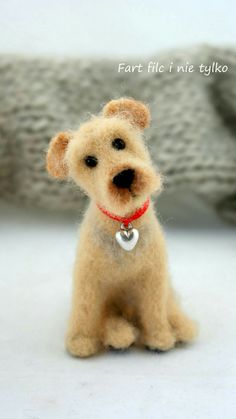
[0,0,235,57]
[0,197,236,419]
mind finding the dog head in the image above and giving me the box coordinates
[46,98,162,215]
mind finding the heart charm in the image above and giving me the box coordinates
[115,224,139,251]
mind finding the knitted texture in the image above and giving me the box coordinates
[0,45,236,221]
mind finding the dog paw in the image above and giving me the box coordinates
[141,330,176,352]
[173,318,198,343]
[66,335,101,358]
[103,317,138,350]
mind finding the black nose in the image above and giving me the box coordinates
[112,169,135,189]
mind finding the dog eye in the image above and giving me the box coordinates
[84,155,98,168]
[112,138,126,150]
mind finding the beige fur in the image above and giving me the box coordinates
[46,98,197,357]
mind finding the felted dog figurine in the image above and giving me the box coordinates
[46,98,197,357]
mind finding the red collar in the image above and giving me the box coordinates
[97,198,150,228]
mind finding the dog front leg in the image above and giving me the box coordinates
[65,266,104,358]
[139,272,176,352]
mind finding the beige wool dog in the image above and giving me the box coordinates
[46,98,197,357]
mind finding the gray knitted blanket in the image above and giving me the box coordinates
[1,45,236,222]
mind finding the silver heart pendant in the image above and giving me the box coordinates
[115,223,139,251]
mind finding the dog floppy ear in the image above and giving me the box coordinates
[103,98,150,130]
[46,131,72,179]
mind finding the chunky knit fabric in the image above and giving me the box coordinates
[0,45,236,221]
